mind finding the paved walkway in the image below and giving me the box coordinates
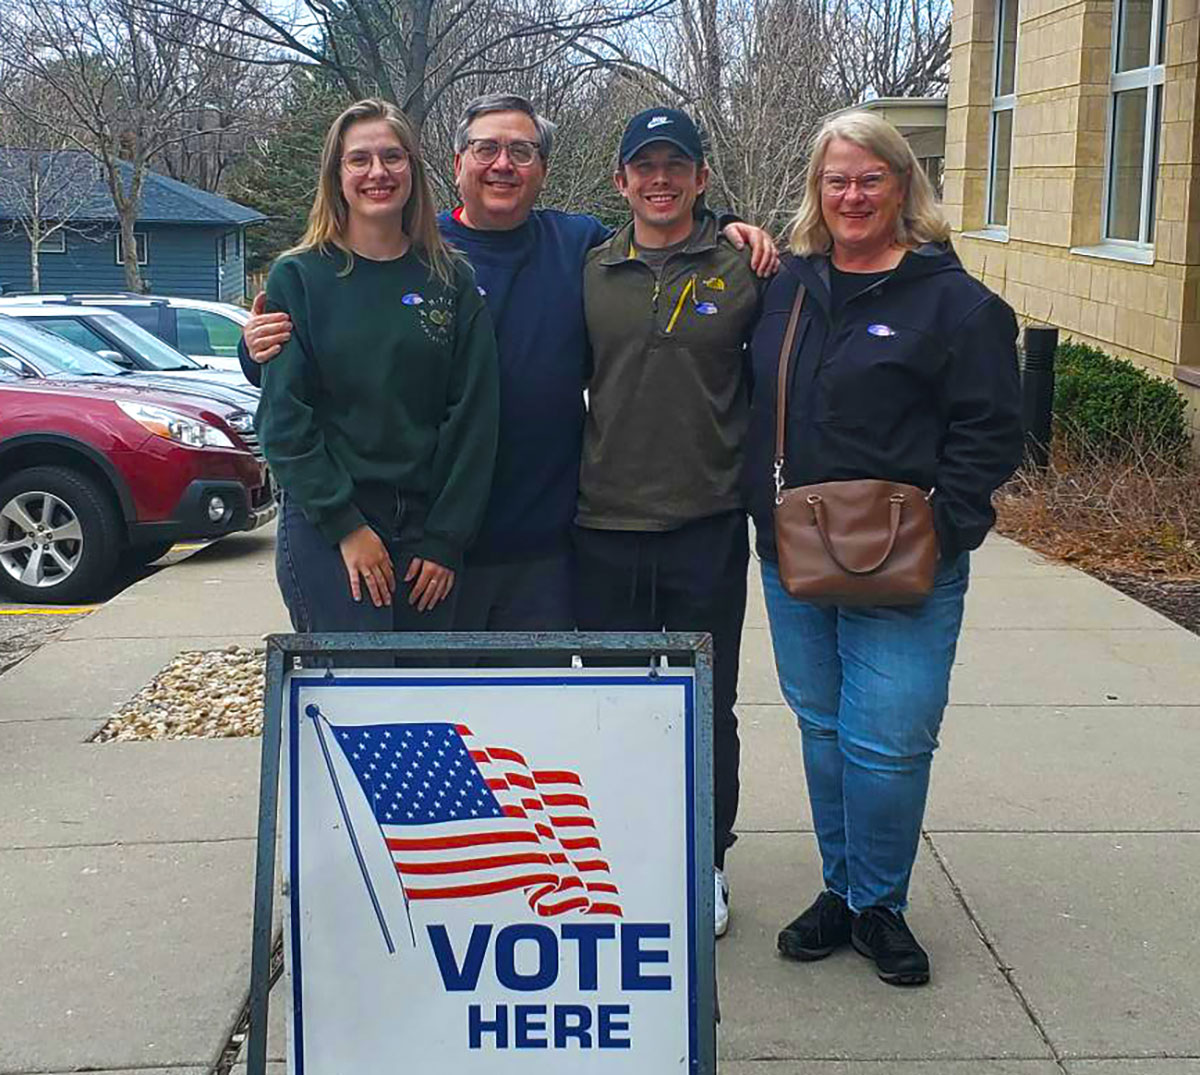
[1,527,1198,1074]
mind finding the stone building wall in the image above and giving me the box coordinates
[943,0,1200,431]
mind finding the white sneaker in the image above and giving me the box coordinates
[715,867,730,937]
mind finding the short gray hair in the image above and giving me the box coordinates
[453,92,557,161]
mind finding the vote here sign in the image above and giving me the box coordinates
[280,667,707,1074]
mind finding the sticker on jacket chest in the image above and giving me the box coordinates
[401,291,454,342]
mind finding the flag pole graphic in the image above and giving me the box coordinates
[304,704,407,954]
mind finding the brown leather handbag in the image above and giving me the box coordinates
[772,282,938,606]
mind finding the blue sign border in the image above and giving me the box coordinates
[285,672,699,1074]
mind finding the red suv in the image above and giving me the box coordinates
[0,366,275,603]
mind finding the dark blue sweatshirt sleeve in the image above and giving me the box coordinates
[933,294,1024,558]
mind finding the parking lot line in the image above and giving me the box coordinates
[0,606,100,615]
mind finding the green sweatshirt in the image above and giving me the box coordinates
[256,245,499,569]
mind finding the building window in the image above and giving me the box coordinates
[115,232,149,266]
[1104,0,1165,243]
[40,230,66,254]
[987,0,1019,227]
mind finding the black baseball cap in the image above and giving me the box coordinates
[618,108,704,165]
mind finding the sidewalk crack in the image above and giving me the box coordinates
[923,831,1068,1074]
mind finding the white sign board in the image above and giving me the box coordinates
[280,667,705,1074]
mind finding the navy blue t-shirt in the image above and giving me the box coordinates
[438,208,609,563]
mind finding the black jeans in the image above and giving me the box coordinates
[276,497,456,660]
[573,510,749,869]
[453,550,575,631]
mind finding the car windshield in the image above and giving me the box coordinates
[98,313,205,371]
[0,316,124,377]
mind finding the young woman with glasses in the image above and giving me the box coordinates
[255,98,499,641]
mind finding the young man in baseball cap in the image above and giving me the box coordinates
[576,107,767,937]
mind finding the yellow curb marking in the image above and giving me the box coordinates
[0,606,100,615]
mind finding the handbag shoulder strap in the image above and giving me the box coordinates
[774,281,808,480]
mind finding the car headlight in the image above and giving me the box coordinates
[116,400,235,449]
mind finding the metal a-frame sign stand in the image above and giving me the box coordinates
[246,631,716,1074]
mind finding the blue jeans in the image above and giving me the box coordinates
[761,554,969,913]
[276,496,456,647]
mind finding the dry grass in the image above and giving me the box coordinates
[994,432,1200,580]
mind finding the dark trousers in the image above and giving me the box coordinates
[573,511,749,869]
[452,550,575,666]
[276,497,456,663]
[453,550,575,631]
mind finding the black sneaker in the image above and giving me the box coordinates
[777,891,853,961]
[851,907,930,986]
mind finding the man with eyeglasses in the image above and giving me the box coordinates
[242,92,776,633]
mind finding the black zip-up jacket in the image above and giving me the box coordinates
[743,245,1023,564]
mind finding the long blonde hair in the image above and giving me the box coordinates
[284,98,456,284]
[789,110,950,256]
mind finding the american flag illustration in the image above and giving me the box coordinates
[333,721,622,918]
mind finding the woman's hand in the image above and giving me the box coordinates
[245,291,295,363]
[404,557,455,612]
[339,526,396,607]
[722,222,781,277]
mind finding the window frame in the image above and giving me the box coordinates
[114,231,149,267]
[1101,0,1167,247]
[985,0,1019,230]
[39,230,66,254]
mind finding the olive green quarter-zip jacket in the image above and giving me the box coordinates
[578,213,762,532]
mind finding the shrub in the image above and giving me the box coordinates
[1052,340,1191,458]
[996,429,1200,578]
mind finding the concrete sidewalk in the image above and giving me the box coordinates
[1,527,1198,1074]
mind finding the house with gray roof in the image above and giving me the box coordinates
[0,150,265,302]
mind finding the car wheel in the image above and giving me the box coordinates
[0,466,122,604]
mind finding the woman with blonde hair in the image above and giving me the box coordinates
[741,111,1022,984]
[256,98,498,637]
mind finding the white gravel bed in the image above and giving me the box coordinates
[93,645,265,742]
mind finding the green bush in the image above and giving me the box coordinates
[1052,339,1191,457]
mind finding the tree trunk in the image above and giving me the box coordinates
[118,211,145,292]
[403,0,434,130]
[28,162,42,293]
[104,151,148,293]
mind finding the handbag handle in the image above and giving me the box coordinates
[773,282,808,504]
[807,493,905,575]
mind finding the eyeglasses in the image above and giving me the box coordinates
[341,148,410,175]
[466,138,541,167]
[820,171,890,196]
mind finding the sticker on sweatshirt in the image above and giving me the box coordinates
[702,276,726,291]
[417,294,454,343]
[401,292,424,306]
[867,323,897,337]
[695,301,719,315]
